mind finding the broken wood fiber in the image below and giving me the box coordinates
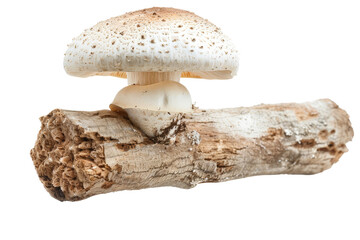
[30,99,353,201]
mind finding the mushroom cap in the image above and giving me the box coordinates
[64,7,239,80]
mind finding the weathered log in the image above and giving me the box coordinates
[30,99,353,201]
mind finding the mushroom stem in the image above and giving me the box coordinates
[127,72,181,85]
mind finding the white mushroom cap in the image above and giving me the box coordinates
[64,7,239,80]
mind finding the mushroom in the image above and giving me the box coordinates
[64,7,239,138]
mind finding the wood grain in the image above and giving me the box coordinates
[30,99,353,201]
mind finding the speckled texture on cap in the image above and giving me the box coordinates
[64,7,239,79]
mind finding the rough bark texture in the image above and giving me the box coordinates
[30,99,353,201]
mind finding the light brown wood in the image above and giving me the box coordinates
[30,99,353,201]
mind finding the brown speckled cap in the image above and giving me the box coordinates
[64,7,239,79]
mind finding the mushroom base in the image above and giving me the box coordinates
[126,108,185,141]
[111,81,192,113]
[110,104,185,141]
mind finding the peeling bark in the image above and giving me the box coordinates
[30,99,353,201]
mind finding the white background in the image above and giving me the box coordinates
[1,0,359,239]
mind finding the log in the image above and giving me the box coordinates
[30,99,353,201]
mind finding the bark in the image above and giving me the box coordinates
[30,99,353,201]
